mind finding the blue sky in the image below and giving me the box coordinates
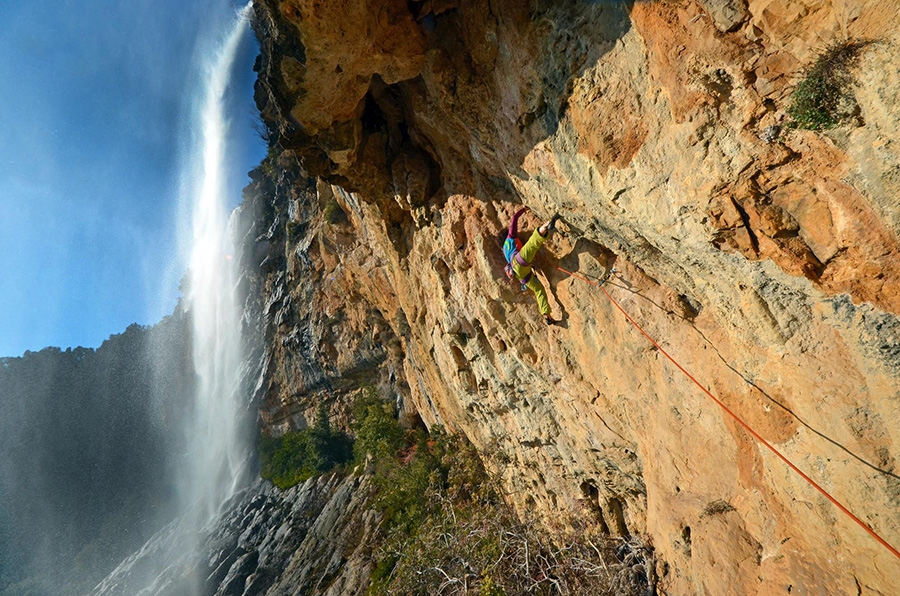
[0,1,266,357]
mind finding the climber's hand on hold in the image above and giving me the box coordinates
[548,213,561,231]
[539,213,561,237]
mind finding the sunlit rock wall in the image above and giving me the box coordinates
[249,1,900,593]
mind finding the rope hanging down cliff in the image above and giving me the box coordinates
[554,264,900,563]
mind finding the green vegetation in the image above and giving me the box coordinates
[323,198,346,224]
[352,388,405,462]
[259,403,353,489]
[350,388,653,596]
[260,387,654,594]
[787,40,871,130]
[261,144,280,179]
[285,220,302,243]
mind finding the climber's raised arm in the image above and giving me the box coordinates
[508,207,528,239]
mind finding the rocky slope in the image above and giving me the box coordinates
[91,475,376,596]
[245,0,900,594]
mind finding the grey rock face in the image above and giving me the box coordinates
[91,475,377,596]
[698,0,749,32]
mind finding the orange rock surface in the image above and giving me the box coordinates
[249,1,900,593]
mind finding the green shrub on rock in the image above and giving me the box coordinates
[355,406,654,595]
[323,199,346,224]
[787,40,871,130]
[352,387,405,464]
[259,403,352,489]
[259,387,655,594]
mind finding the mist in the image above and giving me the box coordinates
[0,3,263,595]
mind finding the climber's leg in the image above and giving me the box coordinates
[526,275,551,316]
[519,229,546,264]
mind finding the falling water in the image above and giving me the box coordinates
[89,6,257,595]
[183,2,253,524]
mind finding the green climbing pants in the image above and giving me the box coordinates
[512,229,551,316]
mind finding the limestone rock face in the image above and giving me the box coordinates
[698,0,750,32]
[250,1,900,594]
[91,475,376,596]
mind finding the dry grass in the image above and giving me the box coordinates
[365,434,654,596]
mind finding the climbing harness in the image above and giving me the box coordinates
[556,264,900,563]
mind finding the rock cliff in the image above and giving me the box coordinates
[246,0,900,594]
[91,475,377,596]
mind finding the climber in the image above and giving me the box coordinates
[503,207,561,325]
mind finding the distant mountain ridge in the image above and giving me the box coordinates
[0,311,194,596]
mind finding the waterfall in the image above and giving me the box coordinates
[90,6,258,595]
[183,1,253,524]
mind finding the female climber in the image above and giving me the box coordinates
[503,207,560,325]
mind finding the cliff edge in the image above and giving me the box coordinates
[247,1,900,593]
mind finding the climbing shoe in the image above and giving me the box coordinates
[544,315,555,326]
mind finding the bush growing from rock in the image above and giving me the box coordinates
[259,403,352,489]
[787,40,871,130]
[352,396,655,596]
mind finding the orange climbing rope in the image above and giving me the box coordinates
[555,265,900,563]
